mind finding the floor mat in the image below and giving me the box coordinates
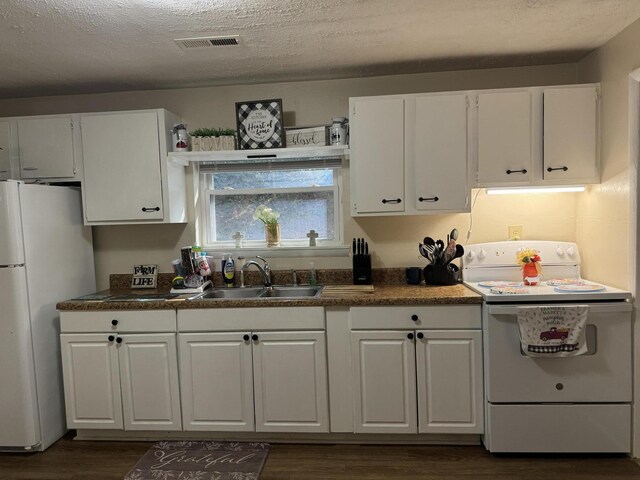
[123,440,270,480]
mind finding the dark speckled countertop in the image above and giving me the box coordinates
[57,283,481,311]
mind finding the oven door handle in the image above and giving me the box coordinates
[487,302,632,316]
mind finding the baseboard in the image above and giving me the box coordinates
[73,430,481,446]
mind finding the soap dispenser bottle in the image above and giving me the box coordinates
[221,254,235,287]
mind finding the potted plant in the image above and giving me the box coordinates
[189,128,237,151]
[253,205,281,247]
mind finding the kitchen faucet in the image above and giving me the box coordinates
[242,256,271,287]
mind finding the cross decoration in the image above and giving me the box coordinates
[307,229,319,247]
[232,231,244,248]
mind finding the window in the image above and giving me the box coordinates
[199,159,343,250]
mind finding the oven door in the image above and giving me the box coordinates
[484,302,632,403]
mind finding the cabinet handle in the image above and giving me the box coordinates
[111,319,118,326]
[116,337,123,344]
[381,198,402,204]
[0,170,7,174]
[252,334,259,342]
[108,335,115,342]
[418,196,439,202]
[22,167,38,171]
[417,332,424,339]
[506,169,527,175]
[243,334,250,341]
[407,333,414,340]
[411,314,419,322]
[547,166,568,172]
[141,207,160,212]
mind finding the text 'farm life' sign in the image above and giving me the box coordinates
[131,265,158,289]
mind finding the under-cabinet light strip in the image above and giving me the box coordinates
[485,186,585,195]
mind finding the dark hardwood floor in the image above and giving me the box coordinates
[0,434,639,479]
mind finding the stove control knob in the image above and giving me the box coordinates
[466,250,476,261]
[566,247,576,257]
[477,248,487,260]
[556,247,565,257]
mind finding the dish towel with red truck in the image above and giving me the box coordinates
[516,305,589,357]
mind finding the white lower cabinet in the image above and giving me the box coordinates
[351,325,483,434]
[60,331,181,431]
[350,305,484,434]
[179,333,255,431]
[179,330,329,433]
[416,330,483,434]
[351,331,417,433]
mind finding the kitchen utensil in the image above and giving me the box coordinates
[423,237,436,248]
[444,239,456,263]
[435,239,445,263]
[450,228,459,241]
[445,244,465,265]
[419,244,434,264]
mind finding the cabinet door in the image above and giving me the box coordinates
[179,333,254,432]
[351,97,405,213]
[416,330,483,434]
[477,91,531,185]
[81,111,164,222]
[413,94,468,211]
[544,87,597,182]
[0,121,11,180]
[118,333,181,431]
[18,116,75,179]
[60,334,123,430]
[351,331,417,433]
[253,331,329,433]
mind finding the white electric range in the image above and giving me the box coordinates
[462,241,633,453]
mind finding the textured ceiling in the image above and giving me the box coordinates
[2,0,640,98]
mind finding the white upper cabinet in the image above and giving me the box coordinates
[543,86,598,183]
[350,93,470,216]
[350,97,405,214]
[80,109,187,225]
[0,121,11,180]
[477,91,532,186]
[411,94,469,212]
[18,116,77,179]
[474,84,599,187]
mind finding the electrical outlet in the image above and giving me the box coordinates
[508,225,523,240]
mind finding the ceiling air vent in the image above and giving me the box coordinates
[174,36,241,50]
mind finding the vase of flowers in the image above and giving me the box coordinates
[254,205,281,247]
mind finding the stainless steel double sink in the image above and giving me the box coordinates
[87,285,323,303]
[196,285,323,300]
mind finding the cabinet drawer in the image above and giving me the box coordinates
[178,307,325,332]
[61,310,176,333]
[350,305,480,330]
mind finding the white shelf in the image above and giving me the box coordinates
[169,145,350,163]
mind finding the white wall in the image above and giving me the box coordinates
[0,64,579,289]
[575,18,640,289]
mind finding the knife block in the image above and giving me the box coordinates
[353,254,372,285]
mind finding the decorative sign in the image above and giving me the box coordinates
[236,99,285,149]
[131,264,158,289]
[285,126,328,147]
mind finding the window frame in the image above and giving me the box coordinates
[197,163,345,253]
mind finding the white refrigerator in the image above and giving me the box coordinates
[0,180,95,451]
